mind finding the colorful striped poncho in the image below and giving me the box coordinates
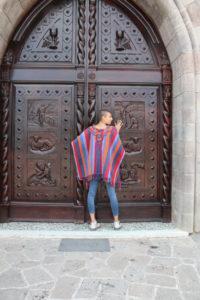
[71,125,125,189]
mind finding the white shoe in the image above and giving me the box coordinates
[113,221,122,230]
[89,220,101,230]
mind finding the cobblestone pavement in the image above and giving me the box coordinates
[0,234,200,300]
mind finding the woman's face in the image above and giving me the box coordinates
[103,112,113,125]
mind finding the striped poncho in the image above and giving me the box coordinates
[71,125,125,189]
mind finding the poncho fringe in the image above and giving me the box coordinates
[71,125,125,190]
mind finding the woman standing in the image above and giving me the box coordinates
[71,110,125,230]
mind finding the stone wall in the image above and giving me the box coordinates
[0,0,200,232]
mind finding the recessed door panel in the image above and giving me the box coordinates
[13,84,74,203]
[97,85,159,203]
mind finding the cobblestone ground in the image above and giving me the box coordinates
[0,234,200,300]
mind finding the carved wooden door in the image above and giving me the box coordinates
[0,0,172,222]
[86,0,172,222]
[1,0,86,222]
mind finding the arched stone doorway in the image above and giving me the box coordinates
[0,0,172,223]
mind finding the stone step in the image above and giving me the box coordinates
[0,222,188,239]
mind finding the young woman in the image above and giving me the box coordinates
[71,110,125,230]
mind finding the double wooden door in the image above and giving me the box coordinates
[0,0,172,222]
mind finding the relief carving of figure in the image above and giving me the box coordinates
[28,103,56,127]
[115,30,132,51]
[123,137,142,154]
[120,161,144,183]
[27,161,56,186]
[124,104,139,129]
[42,27,59,50]
[30,136,55,152]
[36,104,50,126]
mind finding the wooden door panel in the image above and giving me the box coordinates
[95,69,162,84]
[19,0,76,64]
[98,0,155,65]
[93,84,162,221]
[13,84,74,203]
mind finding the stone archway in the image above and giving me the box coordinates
[133,0,198,233]
[0,0,199,232]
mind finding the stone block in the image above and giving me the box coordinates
[51,276,81,299]
[123,265,145,283]
[19,0,38,11]
[155,287,182,300]
[182,292,200,300]
[145,273,176,287]
[0,35,7,59]
[172,104,182,126]
[182,156,195,174]
[175,264,200,292]
[0,289,28,300]
[23,266,53,285]
[106,253,129,271]
[148,239,172,256]
[0,9,12,41]
[187,1,200,27]
[182,141,195,156]
[196,74,200,92]
[182,123,195,142]
[195,158,200,174]
[128,283,155,298]
[181,192,194,214]
[61,259,85,273]
[182,108,195,124]
[196,94,200,117]
[150,257,180,267]
[100,279,128,297]
[172,141,183,156]
[159,16,175,46]
[194,205,200,232]
[172,94,182,112]
[0,268,27,288]
[26,289,50,300]
[96,293,124,300]
[74,278,101,298]
[194,52,200,73]
[0,0,23,26]
[183,0,195,7]
[181,74,195,94]
[180,213,194,232]
[173,124,182,141]
[167,32,192,64]
[196,145,200,163]
[181,173,195,193]
[171,187,181,211]
[172,75,195,97]
[172,53,194,81]
[172,155,182,175]
[171,169,182,190]
[145,263,174,276]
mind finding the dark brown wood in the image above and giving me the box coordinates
[0,0,172,222]
[89,0,172,222]
[0,49,14,222]
[88,0,96,65]
[78,0,86,65]
[74,82,85,223]
[161,64,172,222]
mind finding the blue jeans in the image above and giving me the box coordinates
[87,178,119,216]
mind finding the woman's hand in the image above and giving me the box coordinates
[115,119,123,132]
